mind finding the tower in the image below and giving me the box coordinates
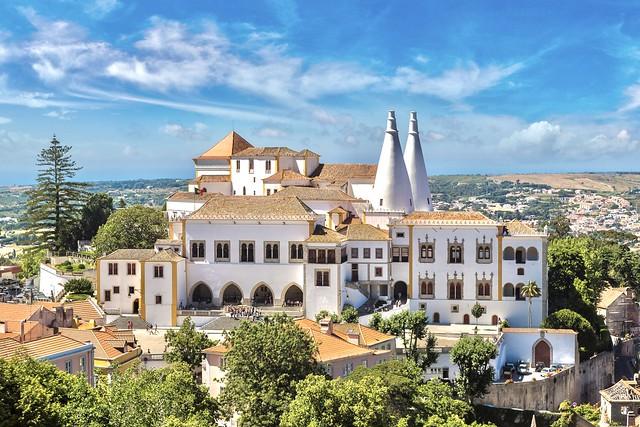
[403,111,433,211]
[372,111,414,213]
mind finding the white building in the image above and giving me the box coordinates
[97,110,548,329]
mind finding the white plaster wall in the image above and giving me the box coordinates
[143,261,173,327]
[194,159,230,177]
[99,259,143,314]
[39,264,69,299]
[305,263,340,319]
[500,331,577,366]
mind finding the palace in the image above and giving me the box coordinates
[97,111,548,328]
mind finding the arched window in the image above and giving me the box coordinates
[427,281,434,295]
[527,247,539,261]
[492,315,499,325]
[463,314,470,324]
[421,281,427,295]
[297,244,304,259]
[515,247,526,264]
[216,243,223,259]
[248,243,255,262]
[223,243,229,259]
[478,282,491,298]
[242,186,247,195]
[420,243,435,262]
[273,244,279,259]
[290,244,297,259]
[449,245,462,263]
[421,245,427,258]
[266,244,272,258]
[503,283,514,297]
[433,312,440,323]
[241,243,248,262]
[449,282,462,300]
[427,246,433,258]
[484,247,490,259]
[503,247,515,260]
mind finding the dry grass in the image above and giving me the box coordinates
[490,173,640,192]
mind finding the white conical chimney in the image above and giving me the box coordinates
[404,111,433,211]
[372,111,414,213]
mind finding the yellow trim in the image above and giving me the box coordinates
[96,258,101,302]
[168,222,174,240]
[497,231,503,301]
[274,158,279,173]
[362,211,367,224]
[408,225,414,298]
[181,219,186,255]
[171,262,178,326]
[308,220,315,236]
[140,261,146,320]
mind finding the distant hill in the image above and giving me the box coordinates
[490,173,640,192]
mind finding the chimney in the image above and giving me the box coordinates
[64,307,74,328]
[345,328,360,346]
[403,111,433,211]
[319,317,333,335]
[55,306,64,327]
[0,321,5,333]
[372,111,414,213]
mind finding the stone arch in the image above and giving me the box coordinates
[281,283,303,307]
[220,282,243,305]
[527,247,539,261]
[503,283,515,297]
[393,281,408,303]
[191,282,213,305]
[532,338,552,367]
[503,246,515,260]
[251,282,274,306]
[515,247,526,264]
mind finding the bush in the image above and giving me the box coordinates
[77,263,86,270]
[64,278,93,295]
[341,304,359,323]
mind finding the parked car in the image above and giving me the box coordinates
[551,363,563,371]
[502,363,516,377]
[535,362,545,372]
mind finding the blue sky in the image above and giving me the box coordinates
[1,0,640,184]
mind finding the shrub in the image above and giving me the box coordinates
[64,278,93,295]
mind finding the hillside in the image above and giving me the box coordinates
[491,173,640,192]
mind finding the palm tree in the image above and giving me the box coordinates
[521,281,541,328]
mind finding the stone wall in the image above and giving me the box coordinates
[478,351,614,411]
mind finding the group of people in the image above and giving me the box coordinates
[225,304,262,320]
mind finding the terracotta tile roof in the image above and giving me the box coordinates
[331,323,395,346]
[306,225,347,243]
[502,327,577,335]
[0,335,90,360]
[99,249,156,261]
[232,147,300,158]
[310,163,377,183]
[155,239,182,245]
[295,319,373,362]
[146,249,184,262]
[0,265,21,274]
[263,169,311,183]
[65,299,104,322]
[598,287,628,309]
[337,224,390,241]
[59,328,124,360]
[203,343,230,354]
[398,211,496,225]
[188,195,316,221]
[297,149,320,157]
[600,380,640,401]
[0,303,44,322]
[328,206,349,215]
[194,175,231,183]
[505,220,541,236]
[167,191,218,202]
[272,186,363,202]
[0,332,19,340]
[195,131,253,160]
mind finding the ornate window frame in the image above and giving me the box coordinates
[418,234,436,263]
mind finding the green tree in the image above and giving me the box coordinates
[547,214,571,240]
[24,136,87,253]
[414,379,473,425]
[164,317,213,373]
[314,309,340,323]
[542,309,597,359]
[340,304,359,323]
[77,193,114,241]
[521,281,541,327]
[371,310,438,370]
[220,314,320,426]
[92,206,167,256]
[17,249,47,279]
[118,198,127,208]
[450,335,497,403]
[280,374,393,427]
[471,302,484,326]
[98,362,219,427]
[64,278,93,295]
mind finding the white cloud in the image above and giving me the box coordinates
[426,131,445,141]
[299,62,381,99]
[256,126,288,138]
[44,109,74,120]
[617,129,630,141]
[391,62,523,102]
[0,116,10,125]
[85,0,121,18]
[414,54,429,64]
[161,122,209,140]
[620,84,640,112]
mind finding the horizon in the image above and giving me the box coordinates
[1,1,640,185]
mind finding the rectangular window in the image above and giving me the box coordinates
[327,250,336,264]
[265,160,272,173]
[80,356,85,373]
[451,304,459,313]
[351,248,359,259]
[108,262,118,275]
[113,286,120,294]
[363,248,371,259]
[266,189,271,195]
[401,247,409,262]
[249,159,254,173]
[154,266,164,278]
[236,160,241,172]
[128,286,135,295]
[375,267,383,277]
[65,360,72,373]
[127,263,136,275]
[476,244,492,263]
[375,248,383,259]
[240,241,255,263]
[308,249,317,263]
[156,295,162,304]
[449,245,463,264]
[104,290,111,302]
[315,270,330,286]
[396,232,405,238]
[420,244,435,263]
[392,246,400,262]
[318,250,326,264]
[214,241,230,262]
[190,240,206,260]
[264,241,280,263]
[380,284,388,297]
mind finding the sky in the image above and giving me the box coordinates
[1,0,640,184]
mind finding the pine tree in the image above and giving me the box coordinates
[24,135,87,253]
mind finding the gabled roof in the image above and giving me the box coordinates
[598,287,628,309]
[195,131,253,160]
[167,191,218,202]
[203,343,230,355]
[310,163,377,183]
[505,220,543,236]
[306,225,346,243]
[64,299,104,322]
[297,149,320,157]
[146,249,184,263]
[600,380,640,401]
[263,169,311,183]
[331,323,395,346]
[0,334,90,360]
[188,195,316,221]
[0,302,47,322]
[295,319,375,362]
[192,175,231,184]
[99,249,156,261]
[272,186,363,202]
[397,211,496,226]
[337,224,390,241]
[232,147,300,158]
[59,328,125,360]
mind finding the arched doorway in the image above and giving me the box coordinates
[222,283,243,305]
[533,339,552,367]
[491,315,499,326]
[393,281,408,303]
[252,284,273,306]
[283,285,303,307]
[463,314,470,324]
[192,283,213,306]
[132,299,139,314]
